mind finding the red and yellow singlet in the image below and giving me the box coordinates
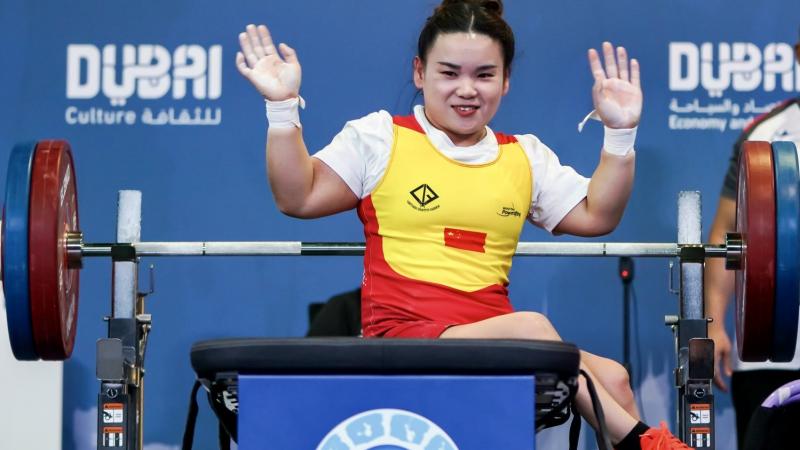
[358,115,533,337]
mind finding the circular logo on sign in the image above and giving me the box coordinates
[316,408,458,450]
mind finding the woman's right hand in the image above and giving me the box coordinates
[236,24,302,101]
[708,322,733,391]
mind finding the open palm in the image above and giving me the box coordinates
[236,24,301,101]
[588,42,642,129]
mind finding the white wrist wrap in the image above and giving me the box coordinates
[603,126,637,156]
[265,96,305,129]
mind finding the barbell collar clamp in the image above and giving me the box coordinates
[725,232,744,270]
[66,231,84,269]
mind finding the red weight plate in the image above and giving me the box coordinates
[28,140,80,360]
[735,141,776,362]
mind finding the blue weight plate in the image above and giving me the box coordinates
[770,141,800,362]
[2,142,39,360]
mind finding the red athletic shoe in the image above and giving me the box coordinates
[639,421,693,449]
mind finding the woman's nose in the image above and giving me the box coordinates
[455,78,477,98]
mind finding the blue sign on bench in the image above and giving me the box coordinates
[239,375,536,449]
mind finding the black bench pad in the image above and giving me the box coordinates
[191,337,580,378]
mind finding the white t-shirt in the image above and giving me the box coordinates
[313,105,590,232]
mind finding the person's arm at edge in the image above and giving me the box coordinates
[705,195,737,390]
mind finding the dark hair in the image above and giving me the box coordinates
[417,0,515,74]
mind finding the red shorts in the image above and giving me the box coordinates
[365,320,455,338]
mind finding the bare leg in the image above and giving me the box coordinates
[583,351,640,418]
[441,312,639,443]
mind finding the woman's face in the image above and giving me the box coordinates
[414,32,509,147]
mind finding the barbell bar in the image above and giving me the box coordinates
[2,140,796,364]
[74,240,726,258]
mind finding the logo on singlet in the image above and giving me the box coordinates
[408,184,440,211]
[497,204,521,217]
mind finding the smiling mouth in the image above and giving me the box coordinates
[453,105,479,112]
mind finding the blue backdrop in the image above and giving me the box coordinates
[1,0,799,448]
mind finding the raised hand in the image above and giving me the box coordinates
[588,42,642,129]
[236,24,301,101]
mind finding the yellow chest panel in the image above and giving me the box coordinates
[369,124,532,291]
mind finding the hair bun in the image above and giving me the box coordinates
[438,0,504,16]
[480,0,503,16]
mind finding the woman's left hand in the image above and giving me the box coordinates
[588,42,642,129]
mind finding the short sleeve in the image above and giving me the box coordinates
[312,110,394,199]
[515,134,590,232]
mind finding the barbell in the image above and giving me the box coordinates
[2,140,798,364]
